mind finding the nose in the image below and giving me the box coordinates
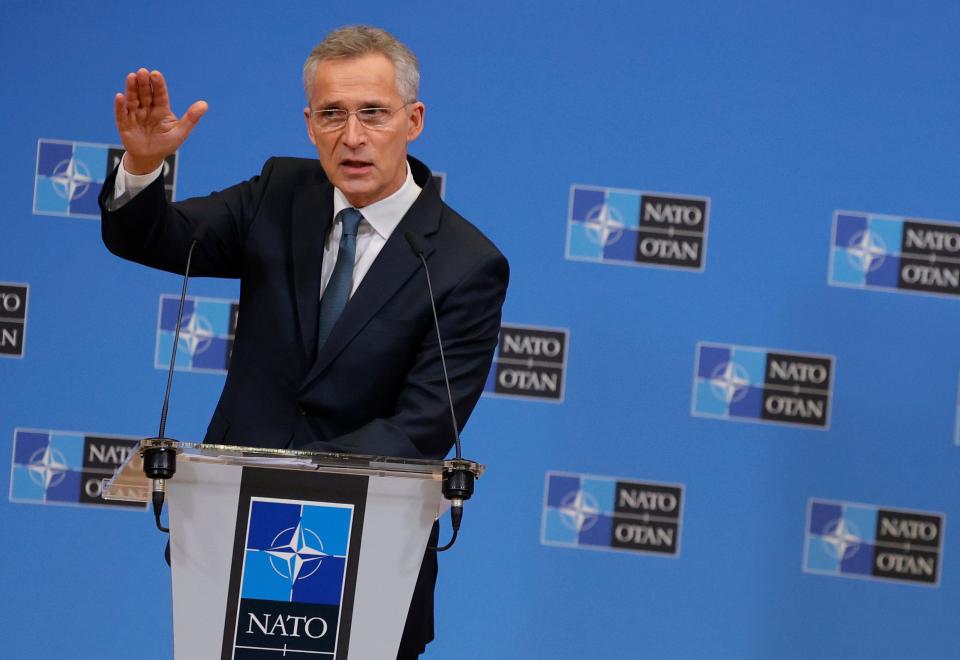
[341,113,367,148]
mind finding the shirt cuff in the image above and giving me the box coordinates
[112,155,164,206]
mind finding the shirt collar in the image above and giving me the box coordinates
[332,162,422,240]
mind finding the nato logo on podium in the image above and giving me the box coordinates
[230,498,354,658]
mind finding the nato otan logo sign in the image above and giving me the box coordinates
[431,171,445,199]
[156,294,238,373]
[692,342,835,429]
[567,185,709,270]
[804,499,945,586]
[830,210,960,297]
[8,429,144,509]
[0,282,28,358]
[232,498,353,658]
[542,471,683,556]
[33,138,177,219]
[484,324,568,402]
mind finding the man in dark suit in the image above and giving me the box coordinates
[99,26,508,659]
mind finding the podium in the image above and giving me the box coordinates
[104,440,482,659]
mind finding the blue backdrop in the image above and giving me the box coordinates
[2,1,958,657]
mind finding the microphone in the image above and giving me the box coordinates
[143,224,207,533]
[404,231,475,552]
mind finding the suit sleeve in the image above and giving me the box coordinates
[327,250,510,460]
[99,158,276,278]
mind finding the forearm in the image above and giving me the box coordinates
[99,159,274,278]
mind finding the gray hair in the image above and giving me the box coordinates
[303,25,419,103]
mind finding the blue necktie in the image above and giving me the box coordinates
[317,207,364,350]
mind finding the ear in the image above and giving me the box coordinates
[304,107,318,147]
[405,101,425,143]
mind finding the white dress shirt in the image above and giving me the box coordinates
[112,157,421,297]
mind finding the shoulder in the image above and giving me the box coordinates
[437,202,504,262]
[259,156,330,186]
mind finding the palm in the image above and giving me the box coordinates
[114,69,207,173]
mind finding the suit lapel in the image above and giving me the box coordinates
[291,172,333,360]
[301,162,442,386]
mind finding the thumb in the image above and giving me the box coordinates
[179,100,208,130]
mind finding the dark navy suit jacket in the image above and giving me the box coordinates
[99,155,508,655]
[100,156,508,459]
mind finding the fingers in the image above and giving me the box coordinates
[135,68,153,121]
[178,100,209,138]
[150,70,170,109]
[183,100,208,124]
[120,68,165,119]
[113,92,128,128]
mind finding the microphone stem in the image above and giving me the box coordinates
[417,252,462,460]
[159,239,198,439]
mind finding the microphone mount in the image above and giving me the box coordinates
[144,237,201,533]
[404,231,480,552]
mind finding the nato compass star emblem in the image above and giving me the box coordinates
[583,203,625,247]
[709,361,750,404]
[49,157,93,201]
[178,313,214,356]
[265,522,329,584]
[846,229,887,273]
[27,446,69,489]
[821,518,862,560]
[558,489,600,533]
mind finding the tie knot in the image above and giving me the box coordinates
[338,208,363,237]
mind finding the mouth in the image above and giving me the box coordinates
[340,159,374,175]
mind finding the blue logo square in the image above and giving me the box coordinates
[34,139,112,219]
[834,213,867,247]
[13,430,50,465]
[697,345,731,378]
[156,295,236,373]
[602,228,639,262]
[240,498,353,606]
[570,187,605,223]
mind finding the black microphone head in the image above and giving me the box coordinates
[404,231,425,256]
[192,222,210,244]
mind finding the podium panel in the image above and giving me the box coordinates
[103,442,471,660]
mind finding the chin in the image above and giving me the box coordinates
[341,184,379,207]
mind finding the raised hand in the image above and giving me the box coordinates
[114,69,208,174]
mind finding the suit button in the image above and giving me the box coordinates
[297,407,307,416]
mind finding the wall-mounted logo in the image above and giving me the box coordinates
[431,171,445,199]
[0,282,28,358]
[155,294,237,373]
[567,185,709,271]
[232,498,354,658]
[804,499,944,586]
[541,471,683,556]
[34,139,177,219]
[829,210,960,297]
[692,342,835,429]
[8,429,144,509]
[483,324,568,402]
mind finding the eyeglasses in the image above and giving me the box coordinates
[309,104,411,132]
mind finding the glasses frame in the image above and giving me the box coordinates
[309,102,414,133]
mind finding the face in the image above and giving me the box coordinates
[304,53,425,208]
